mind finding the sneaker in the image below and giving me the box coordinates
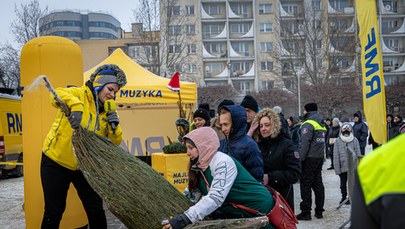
[296,212,311,221]
[315,212,323,219]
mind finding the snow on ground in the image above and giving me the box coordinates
[1,145,371,229]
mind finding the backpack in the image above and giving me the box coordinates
[230,185,298,229]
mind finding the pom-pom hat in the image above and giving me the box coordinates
[90,64,127,92]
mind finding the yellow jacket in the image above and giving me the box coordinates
[42,85,122,170]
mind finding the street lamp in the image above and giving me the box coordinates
[297,74,301,116]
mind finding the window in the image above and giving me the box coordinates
[167,5,181,16]
[259,4,272,14]
[330,0,347,10]
[232,42,250,56]
[206,4,222,15]
[261,61,273,71]
[313,20,321,29]
[129,46,141,58]
[312,0,321,10]
[383,1,397,12]
[262,80,274,89]
[315,39,322,49]
[169,44,181,53]
[145,46,154,58]
[205,43,226,54]
[188,64,197,73]
[383,19,398,28]
[233,62,251,72]
[186,25,196,35]
[205,63,224,74]
[260,23,273,32]
[202,24,223,37]
[260,42,273,52]
[231,23,250,33]
[234,81,250,92]
[230,4,249,17]
[387,39,399,51]
[168,25,182,36]
[188,44,197,54]
[283,4,298,14]
[185,5,195,15]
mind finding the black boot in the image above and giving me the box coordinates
[296,212,311,220]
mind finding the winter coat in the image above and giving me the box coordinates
[218,105,264,182]
[42,85,123,170]
[299,111,326,160]
[183,127,274,225]
[253,108,301,210]
[289,116,301,151]
[352,111,369,148]
[333,134,361,175]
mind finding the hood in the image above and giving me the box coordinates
[254,108,281,139]
[339,122,354,143]
[184,127,220,171]
[354,111,363,122]
[222,105,248,140]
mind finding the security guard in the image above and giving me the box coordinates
[351,134,405,228]
[296,102,326,220]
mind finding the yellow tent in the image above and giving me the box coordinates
[83,48,197,104]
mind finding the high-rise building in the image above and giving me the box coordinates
[379,0,405,85]
[39,11,123,40]
[163,0,405,93]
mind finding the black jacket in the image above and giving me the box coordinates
[258,133,301,210]
[353,111,369,147]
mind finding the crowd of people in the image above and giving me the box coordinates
[44,63,405,228]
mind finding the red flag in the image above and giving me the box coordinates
[167,72,180,92]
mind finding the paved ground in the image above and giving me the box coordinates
[1,145,371,229]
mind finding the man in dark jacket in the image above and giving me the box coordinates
[353,111,368,155]
[296,102,326,221]
[351,134,405,228]
[218,105,264,182]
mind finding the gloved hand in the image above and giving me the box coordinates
[107,111,119,125]
[168,213,192,229]
[68,111,83,129]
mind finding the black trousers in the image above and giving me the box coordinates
[299,158,325,214]
[41,153,106,229]
[339,172,348,199]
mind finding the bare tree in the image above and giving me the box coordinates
[10,0,48,46]
[385,84,405,115]
[300,81,362,118]
[251,89,297,115]
[275,1,359,88]
[0,44,20,89]
[132,0,197,78]
[198,86,238,112]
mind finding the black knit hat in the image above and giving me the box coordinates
[198,103,210,112]
[193,108,211,125]
[304,102,318,112]
[240,95,259,112]
[217,99,235,112]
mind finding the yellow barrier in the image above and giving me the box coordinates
[152,153,189,193]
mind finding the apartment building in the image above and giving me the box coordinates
[39,11,123,40]
[380,0,405,85]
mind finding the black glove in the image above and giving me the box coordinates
[107,111,119,133]
[169,213,192,229]
[68,111,82,129]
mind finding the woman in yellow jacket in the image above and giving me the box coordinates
[41,64,127,229]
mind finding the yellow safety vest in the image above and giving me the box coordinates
[358,134,405,205]
[302,120,327,131]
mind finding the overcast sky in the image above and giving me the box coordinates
[1,0,137,47]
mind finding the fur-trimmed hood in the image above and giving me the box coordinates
[253,108,281,140]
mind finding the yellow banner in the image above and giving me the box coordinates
[356,0,387,144]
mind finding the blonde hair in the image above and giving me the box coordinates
[253,108,281,140]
